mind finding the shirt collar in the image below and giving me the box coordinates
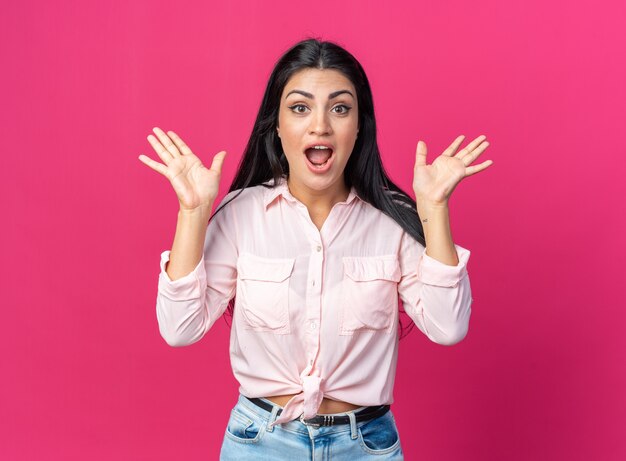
[262,175,361,210]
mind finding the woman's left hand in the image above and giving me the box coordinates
[413,135,493,206]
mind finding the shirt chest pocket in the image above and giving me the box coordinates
[236,253,295,334]
[340,256,401,335]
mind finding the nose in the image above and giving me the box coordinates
[308,109,332,136]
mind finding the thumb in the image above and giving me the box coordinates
[415,140,427,167]
[209,150,227,174]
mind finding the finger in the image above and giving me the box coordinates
[147,134,174,163]
[138,154,168,176]
[415,140,427,167]
[462,141,490,166]
[456,134,487,160]
[209,151,227,174]
[152,127,181,157]
[465,159,493,176]
[167,130,194,156]
[442,135,465,157]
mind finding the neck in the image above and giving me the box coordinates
[286,176,350,212]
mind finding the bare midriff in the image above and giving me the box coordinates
[265,394,363,414]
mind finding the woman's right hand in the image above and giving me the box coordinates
[138,127,227,212]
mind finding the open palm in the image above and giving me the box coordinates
[138,127,227,212]
[413,135,492,205]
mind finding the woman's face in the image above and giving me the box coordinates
[277,68,359,194]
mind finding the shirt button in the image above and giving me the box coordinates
[316,245,322,252]
[309,321,317,330]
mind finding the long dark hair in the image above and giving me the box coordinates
[213,38,425,338]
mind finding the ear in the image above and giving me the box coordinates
[276,127,280,138]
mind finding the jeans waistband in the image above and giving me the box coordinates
[241,394,390,428]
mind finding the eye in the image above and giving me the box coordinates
[332,104,352,115]
[288,104,309,114]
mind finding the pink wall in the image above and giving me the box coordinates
[2,0,625,459]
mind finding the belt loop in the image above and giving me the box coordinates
[266,404,280,432]
[347,411,358,440]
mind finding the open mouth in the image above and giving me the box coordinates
[304,146,334,168]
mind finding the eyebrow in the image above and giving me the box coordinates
[285,89,355,100]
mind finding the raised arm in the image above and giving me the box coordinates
[139,127,227,279]
[398,134,492,345]
[139,127,235,346]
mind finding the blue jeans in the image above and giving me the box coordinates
[220,394,404,460]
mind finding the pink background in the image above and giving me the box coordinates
[2,0,625,459]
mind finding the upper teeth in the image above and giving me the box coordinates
[312,146,330,149]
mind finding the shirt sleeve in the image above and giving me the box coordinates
[156,194,238,347]
[397,230,473,346]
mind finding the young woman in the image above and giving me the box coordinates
[139,38,492,459]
